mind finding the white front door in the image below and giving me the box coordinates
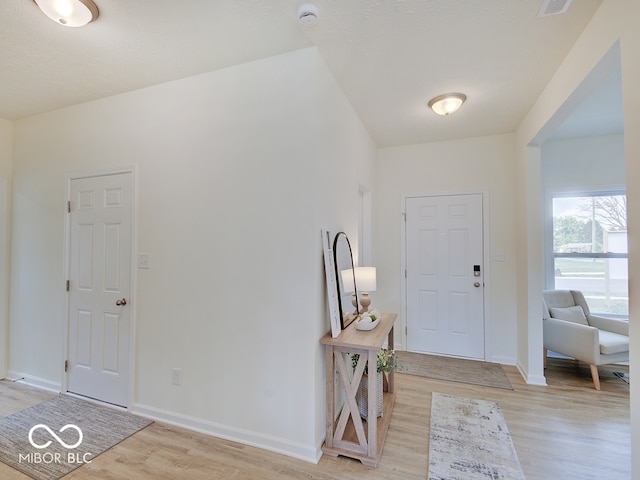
[67,172,133,407]
[405,194,485,359]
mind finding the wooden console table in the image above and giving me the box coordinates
[320,312,396,467]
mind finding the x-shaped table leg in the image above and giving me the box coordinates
[332,350,368,453]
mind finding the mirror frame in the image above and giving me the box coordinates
[332,232,359,329]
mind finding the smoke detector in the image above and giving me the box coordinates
[297,3,319,26]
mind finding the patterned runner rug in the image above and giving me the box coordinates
[0,394,152,480]
[397,351,513,390]
[428,393,525,480]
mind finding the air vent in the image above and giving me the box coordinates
[538,0,573,17]
[297,3,319,26]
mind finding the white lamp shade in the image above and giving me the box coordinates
[428,93,466,115]
[340,268,356,294]
[34,0,99,27]
[355,267,376,292]
[341,267,376,293]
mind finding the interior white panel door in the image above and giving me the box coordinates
[67,172,132,407]
[405,194,485,359]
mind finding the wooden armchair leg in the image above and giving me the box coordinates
[543,348,547,369]
[589,364,601,391]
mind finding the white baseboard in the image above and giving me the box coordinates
[5,371,62,393]
[515,361,547,386]
[132,402,322,465]
[490,355,517,366]
[2,372,322,464]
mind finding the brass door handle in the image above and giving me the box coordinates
[116,298,127,306]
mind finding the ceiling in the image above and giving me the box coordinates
[0,0,617,147]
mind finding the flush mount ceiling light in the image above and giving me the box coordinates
[428,93,467,116]
[33,0,99,27]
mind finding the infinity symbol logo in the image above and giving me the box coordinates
[28,424,83,449]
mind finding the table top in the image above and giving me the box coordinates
[320,312,396,351]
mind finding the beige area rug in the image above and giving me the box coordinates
[428,393,525,480]
[397,351,513,390]
[0,394,152,480]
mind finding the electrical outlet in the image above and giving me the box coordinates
[171,368,182,386]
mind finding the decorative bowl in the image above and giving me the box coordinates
[355,317,379,331]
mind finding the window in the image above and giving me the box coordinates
[550,191,628,316]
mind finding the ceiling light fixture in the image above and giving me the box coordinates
[33,0,99,27]
[428,93,467,116]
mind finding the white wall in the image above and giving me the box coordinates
[515,0,640,473]
[541,134,625,189]
[376,133,518,364]
[8,47,376,462]
[0,118,12,378]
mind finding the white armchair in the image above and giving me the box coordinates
[542,289,629,390]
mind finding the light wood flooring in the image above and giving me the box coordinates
[0,357,630,479]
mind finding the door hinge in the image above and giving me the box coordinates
[66,280,70,292]
[402,212,406,222]
[405,269,407,279]
[64,360,68,372]
[67,201,71,213]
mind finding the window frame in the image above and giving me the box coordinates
[544,186,628,317]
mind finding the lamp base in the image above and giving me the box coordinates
[359,292,371,313]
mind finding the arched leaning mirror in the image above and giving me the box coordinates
[333,232,359,329]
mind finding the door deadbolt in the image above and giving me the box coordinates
[115,298,127,306]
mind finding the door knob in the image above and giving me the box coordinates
[474,282,481,288]
[116,298,127,306]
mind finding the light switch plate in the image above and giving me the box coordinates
[492,250,505,262]
[137,253,150,269]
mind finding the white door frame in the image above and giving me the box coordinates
[358,183,373,267]
[400,190,492,361]
[0,179,9,378]
[62,166,137,407]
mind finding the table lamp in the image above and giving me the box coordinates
[341,266,377,313]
